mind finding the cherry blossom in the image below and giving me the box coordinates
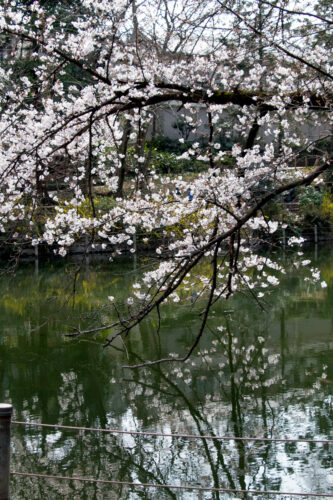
[0,0,331,365]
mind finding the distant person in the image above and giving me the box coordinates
[187,188,193,201]
[284,188,296,203]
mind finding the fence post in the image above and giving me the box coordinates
[314,224,318,244]
[0,404,12,500]
[133,231,137,271]
[34,243,39,279]
[282,228,286,249]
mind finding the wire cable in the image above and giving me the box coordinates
[11,471,333,497]
[11,421,333,444]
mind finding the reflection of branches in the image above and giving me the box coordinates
[203,320,278,492]
[123,336,283,497]
[6,281,333,499]
[11,426,178,499]
[124,355,238,499]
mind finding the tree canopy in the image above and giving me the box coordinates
[0,0,332,365]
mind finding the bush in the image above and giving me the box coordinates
[297,186,332,231]
[150,150,202,174]
[94,196,117,215]
[321,190,333,222]
[146,136,190,154]
[298,185,323,214]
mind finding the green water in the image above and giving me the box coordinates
[1,248,332,499]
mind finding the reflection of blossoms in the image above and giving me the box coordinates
[171,317,284,402]
[218,334,281,393]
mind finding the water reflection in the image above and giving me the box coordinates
[0,249,332,498]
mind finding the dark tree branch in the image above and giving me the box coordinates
[259,1,333,25]
[219,1,333,81]
[3,28,112,85]
[123,239,220,368]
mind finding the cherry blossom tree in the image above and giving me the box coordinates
[0,0,332,365]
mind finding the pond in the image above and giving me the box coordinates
[0,247,332,499]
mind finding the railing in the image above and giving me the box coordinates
[1,403,333,499]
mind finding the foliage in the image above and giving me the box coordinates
[299,186,323,214]
[150,150,204,174]
[93,196,117,215]
[321,190,333,222]
[292,186,333,231]
[146,136,191,154]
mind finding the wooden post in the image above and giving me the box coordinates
[133,232,137,271]
[85,234,90,255]
[0,404,12,500]
[85,235,90,272]
[314,224,318,244]
[133,232,137,253]
[34,243,39,279]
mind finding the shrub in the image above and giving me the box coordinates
[298,185,323,214]
[321,190,333,223]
